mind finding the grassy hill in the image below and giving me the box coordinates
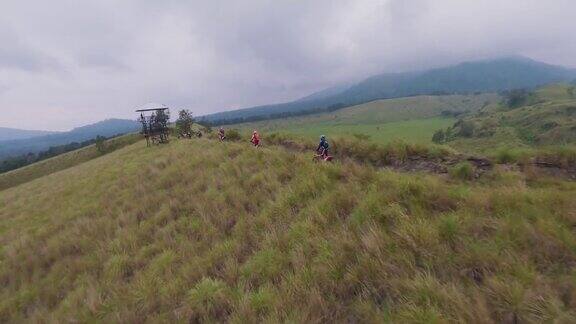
[1,137,575,322]
[443,84,576,155]
[234,93,498,144]
[0,133,140,191]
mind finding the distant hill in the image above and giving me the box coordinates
[0,127,58,141]
[201,56,576,123]
[0,118,140,158]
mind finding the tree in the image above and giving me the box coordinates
[226,129,241,141]
[568,86,575,98]
[176,109,194,138]
[502,89,533,108]
[432,129,446,144]
[95,136,107,154]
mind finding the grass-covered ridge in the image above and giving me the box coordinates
[1,138,575,322]
[445,84,576,154]
[0,133,141,191]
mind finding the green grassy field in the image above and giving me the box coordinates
[267,117,456,144]
[1,137,575,322]
[234,94,498,145]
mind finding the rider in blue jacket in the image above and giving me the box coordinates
[316,135,329,157]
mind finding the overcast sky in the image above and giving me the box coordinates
[1,0,575,131]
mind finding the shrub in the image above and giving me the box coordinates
[95,136,107,154]
[502,89,535,108]
[432,129,446,144]
[458,121,476,138]
[175,109,194,137]
[226,129,242,141]
[494,148,530,164]
[449,162,474,181]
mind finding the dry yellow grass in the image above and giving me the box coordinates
[0,137,575,322]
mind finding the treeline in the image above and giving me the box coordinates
[199,102,347,126]
[500,89,539,108]
[0,135,113,174]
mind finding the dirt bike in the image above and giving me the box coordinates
[178,130,202,139]
[313,149,333,163]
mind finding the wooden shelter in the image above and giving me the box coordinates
[136,107,170,146]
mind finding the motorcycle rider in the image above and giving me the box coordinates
[251,130,260,147]
[317,135,329,158]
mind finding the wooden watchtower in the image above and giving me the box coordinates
[136,107,171,146]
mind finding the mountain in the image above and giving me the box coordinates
[0,118,140,159]
[202,56,576,123]
[0,127,58,141]
[295,83,352,102]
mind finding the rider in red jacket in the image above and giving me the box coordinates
[251,130,260,146]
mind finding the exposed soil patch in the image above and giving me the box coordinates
[380,155,493,179]
[527,160,576,180]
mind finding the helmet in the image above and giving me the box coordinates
[320,135,326,140]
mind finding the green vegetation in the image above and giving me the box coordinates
[1,137,575,322]
[95,136,107,154]
[203,57,576,124]
[261,118,455,145]
[444,84,576,155]
[0,134,123,174]
[449,162,475,181]
[175,109,195,138]
[225,129,242,141]
[235,94,498,145]
[0,133,140,191]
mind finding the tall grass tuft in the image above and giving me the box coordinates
[449,162,475,181]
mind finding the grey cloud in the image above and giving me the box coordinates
[0,0,575,130]
[78,52,130,71]
[0,28,60,72]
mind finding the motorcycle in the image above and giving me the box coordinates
[313,149,333,162]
